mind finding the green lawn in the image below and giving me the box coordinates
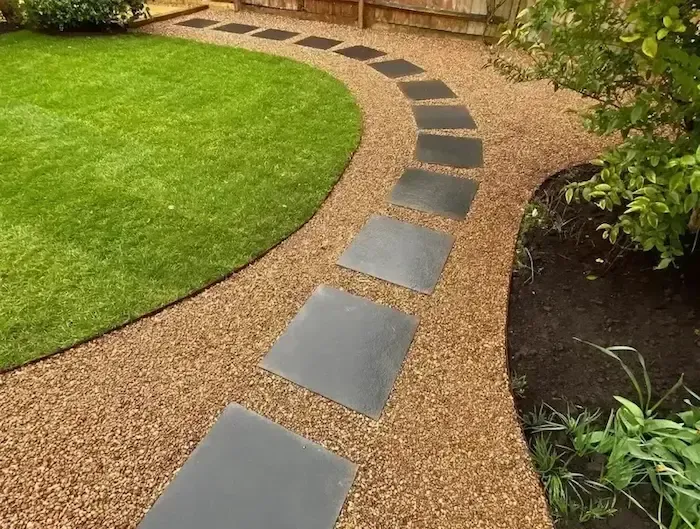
[0,31,361,370]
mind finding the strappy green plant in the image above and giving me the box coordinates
[575,340,700,529]
[525,405,615,522]
[524,341,700,528]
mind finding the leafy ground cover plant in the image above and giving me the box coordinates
[24,0,147,30]
[524,341,700,528]
[495,0,700,268]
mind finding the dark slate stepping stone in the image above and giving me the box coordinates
[398,80,457,101]
[334,45,386,61]
[413,105,476,130]
[213,22,258,34]
[338,215,455,294]
[176,18,219,28]
[137,404,356,529]
[261,285,418,419]
[296,35,343,50]
[389,168,478,220]
[416,134,483,168]
[252,28,300,41]
[369,59,424,79]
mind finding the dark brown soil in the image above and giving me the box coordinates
[507,165,700,529]
[0,22,19,34]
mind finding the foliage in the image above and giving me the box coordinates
[23,0,147,30]
[581,341,700,529]
[524,341,700,529]
[0,0,23,25]
[495,0,700,268]
[512,372,528,398]
[524,403,618,522]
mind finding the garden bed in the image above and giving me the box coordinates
[507,165,700,529]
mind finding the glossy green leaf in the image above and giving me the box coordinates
[682,444,700,465]
[642,37,658,58]
[615,396,644,419]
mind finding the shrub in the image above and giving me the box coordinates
[0,0,24,25]
[494,0,700,268]
[24,0,147,31]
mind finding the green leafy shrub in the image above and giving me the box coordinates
[0,0,24,25]
[525,341,700,529]
[494,0,700,268]
[24,0,147,31]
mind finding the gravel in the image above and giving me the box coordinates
[0,10,611,529]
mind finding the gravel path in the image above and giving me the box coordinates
[0,11,610,529]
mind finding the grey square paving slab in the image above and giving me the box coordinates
[416,134,483,168]
[261,285,418,419]
[137,403,357,529]
[176,18,219,28]
[338,215,455,294]
[413,105,476,130]
[397,80,456,101]
[252,28,300,41]
[296,35,343,50]
[213,22,259,34]
[334,45,386,61]
[369,59,424,79]
[389,168,478,220]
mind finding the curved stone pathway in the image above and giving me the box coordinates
[143,16,483,527]
[0,12,611,529]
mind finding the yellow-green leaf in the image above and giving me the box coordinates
[642,37,658,58]
[621,34,641,43]
[615,396,644,418]
[657,28,669,40]
[565,187,574,203]
[682,155,696,166]
[684,193,697,213]
[682,444,700,465]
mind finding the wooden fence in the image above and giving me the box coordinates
[234,0,532,36]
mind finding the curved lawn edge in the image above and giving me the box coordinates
[1,146,360,375]
[0,32,362,372]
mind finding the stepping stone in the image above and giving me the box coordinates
[334,45,386,61]
[416,134,483,168]
[369,59,424,79]
[398,80,456,101]
[176,18,219,28]
[252,28,300,41]
[213,22,258,34]
[338,215,455,294]
[389,168,478,220]
[137,404,356,529]
[261,285,418,419]
[296,36,343,50]
[413,105,476,130]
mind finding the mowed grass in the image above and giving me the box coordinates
[0,31,361,369]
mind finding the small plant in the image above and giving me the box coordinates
[524,404,615,522]
[495,0,700,268]
[24,0,147,30]
[578,340,700,529]
[515,200,551,281]
[525,341,700,529]
[512,372,527,398]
